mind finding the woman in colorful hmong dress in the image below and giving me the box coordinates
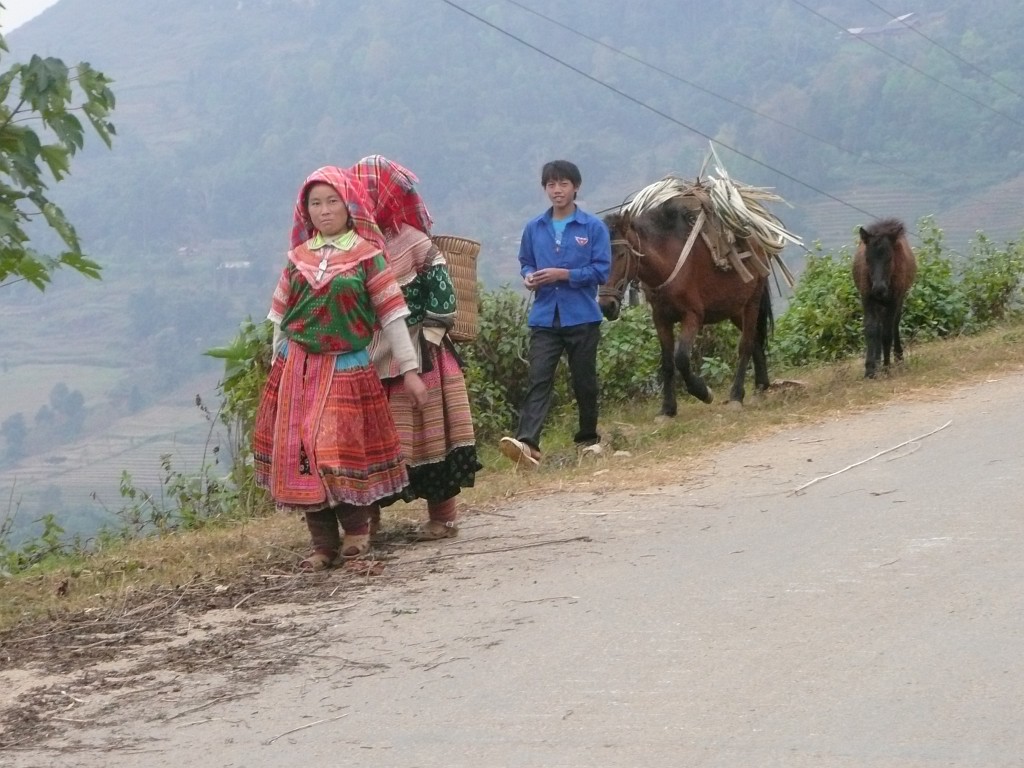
[254,166,427,569]
[292,156,481,541]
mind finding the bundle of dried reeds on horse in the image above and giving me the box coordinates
[626,146,802,288]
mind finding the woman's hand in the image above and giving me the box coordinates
[403,371,428,410]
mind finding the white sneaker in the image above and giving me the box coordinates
[499,437,540,468]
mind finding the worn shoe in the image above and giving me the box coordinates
[298,548,337,571]
[499,437,541,468]
[413,520,459,541]
[340,533,371,560]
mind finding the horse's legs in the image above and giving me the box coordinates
[880,301,895,370]
[675,313,713,403]
[752,284,772,391]
[752,345,770,391]
[728,299,764,403]
[893,298,906,362]
[863,301,882,378]
[654,313,677,417]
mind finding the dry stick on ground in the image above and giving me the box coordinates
[394,535,592,565]
[162,693,252,721]
[265,713,350,745]
[791,420,953,496]
[232,584,290,610]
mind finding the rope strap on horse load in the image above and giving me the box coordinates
[625,145,802,289]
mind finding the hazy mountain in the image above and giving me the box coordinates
[1,0,1022,544]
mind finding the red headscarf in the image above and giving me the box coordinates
[289,165,387,253]
[347,155,433,236]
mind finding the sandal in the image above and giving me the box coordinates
[299,548,337,571]
[499,437,540,468]
[413,520,459,541]
[340,533,371,560]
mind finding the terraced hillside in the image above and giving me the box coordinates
[0,379,224,545]
[798,184,946,251]
[934,174,1024,250]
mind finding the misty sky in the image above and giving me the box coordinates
[1,0,59,32]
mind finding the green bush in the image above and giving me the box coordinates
[460,286,531,442]
[959,232,1024,330]
[901,217,968,341]
[772,243,861,367]
[597,304,661,402]
[771,219,991,367]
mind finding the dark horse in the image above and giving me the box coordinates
[852,218,917,378]
[598,199,773,417]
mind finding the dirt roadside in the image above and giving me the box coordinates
[3,370,1023,766]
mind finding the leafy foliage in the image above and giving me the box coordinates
[204,316,274,463]
[459,286,531,442]
[772,243,862,367]
[771,218,1024,370]
[900,218,968,341]
[596,304,661,402]
[959,232,1024,330]
[0,35,116,291]
[0,511,70,574]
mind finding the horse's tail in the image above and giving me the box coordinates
[757,281,774,354]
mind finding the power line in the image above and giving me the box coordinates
[437,0,882,224]
[789,0,1024,130]
[861,0,1024,101]
[502,0,932,187]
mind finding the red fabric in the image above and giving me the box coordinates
[269,345,332,505]
[253,355,409,509]
[290,157,432,249]
[348,155,433,236]
[290,166,388,252]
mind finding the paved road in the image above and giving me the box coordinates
[12,373,1024,767]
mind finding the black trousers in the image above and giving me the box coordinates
[516,322,601,451]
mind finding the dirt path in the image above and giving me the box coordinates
[4,372,1024,767]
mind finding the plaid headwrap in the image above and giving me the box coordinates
[346,155,433,236]
[290,166,387,252]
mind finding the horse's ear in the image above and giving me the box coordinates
[858,227,870,244]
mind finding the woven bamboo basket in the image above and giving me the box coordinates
[432,234,480,343]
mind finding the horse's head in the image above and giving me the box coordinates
[858,219,905,300]
[599,211,643,321]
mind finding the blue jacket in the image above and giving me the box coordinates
[518,206,611,328]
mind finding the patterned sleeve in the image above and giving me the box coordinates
[267,265,291,324]
[422,255,458,329]
[364,253,411,328]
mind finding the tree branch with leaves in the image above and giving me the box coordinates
[0,28,115,291]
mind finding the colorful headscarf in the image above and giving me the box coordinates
[348,156,432,237]
[290,165,387,252]
[345,155,433,236]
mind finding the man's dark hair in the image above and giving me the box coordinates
[541,160,582,189]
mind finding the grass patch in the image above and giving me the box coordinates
[3,322,1024,633]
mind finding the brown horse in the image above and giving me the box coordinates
[852,218,917,378]
[598,199,773,417]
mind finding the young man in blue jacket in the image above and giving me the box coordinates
[500,160,611,468]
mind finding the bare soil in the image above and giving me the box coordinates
[0,526,446,750]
